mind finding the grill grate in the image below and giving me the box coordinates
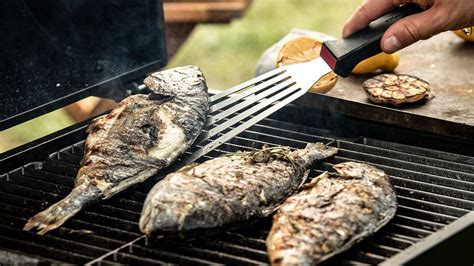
[1,105,473,265]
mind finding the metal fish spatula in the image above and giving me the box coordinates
[177,4,422,166]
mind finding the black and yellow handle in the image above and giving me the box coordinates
[320,4,423,77]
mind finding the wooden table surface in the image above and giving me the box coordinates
[328,32,474,126]
[297,32,474,140]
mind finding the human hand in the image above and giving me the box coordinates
[342,0,474,53]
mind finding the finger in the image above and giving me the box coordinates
[393,0,434,10]
[342,0,394,38]
[381,7,444,53]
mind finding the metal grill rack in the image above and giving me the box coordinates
[1,103,473,265]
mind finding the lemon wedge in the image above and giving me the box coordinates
[277,36,337,94]
[453,29,474,42]
[352,52,400,75]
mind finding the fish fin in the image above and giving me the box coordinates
[262,170,312,217]
[85,115,106,134]
[293,143,338,168]
[144,66,206,97]
[24,183,101,235]
[23,202,80,235]
[177,162,199,173]
[298,170,311,189]
[302,171,329,190]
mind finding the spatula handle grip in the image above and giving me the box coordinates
[321,4,423,77]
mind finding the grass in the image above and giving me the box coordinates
[1,0,360,152]
[1,109,75,152]
[167,0,360,90]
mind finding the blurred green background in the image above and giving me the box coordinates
[168,0,360,89]
[1,0,360,152]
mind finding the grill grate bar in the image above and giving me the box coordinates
[361,242,401,258]
[191,142,473,223]
[194,237,268,261]
[204,137,473,209]
[0,235,93,264]
[322,156,473,199]
[393,214,445,231]
[349,249,386,264]
[0,181,143,222]
[211,127,472,188]
[100,252,168,265]
[362,138,474,165]
[320,165,473,211]
[183,147,466,226]
[41,161,78,178]
[2,106,473,264]
[396,205,456,224]
[340,141,474,171]
[91,236,268,265]
[396,196,468,218]
[336,149,474,182]
[371,233,414,250]
[22,167,74,186]
[199,148,470,215]
[393,186,472,211]
[85,235,146,265]
[0,224,110,259]
[390,175,473,202]
[1,202,139,242]
[56,151,82,165]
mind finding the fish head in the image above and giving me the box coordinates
[139,203,181,235]
[144,65,207,97]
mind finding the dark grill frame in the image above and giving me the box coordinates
[1,102,473,265]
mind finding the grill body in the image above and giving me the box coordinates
[1,103,473,265]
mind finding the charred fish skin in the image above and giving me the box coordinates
[139,143,338,237]
[266,162,397,266]
[23,66,209,235]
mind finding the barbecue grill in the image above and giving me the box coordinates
[1,1,473,265]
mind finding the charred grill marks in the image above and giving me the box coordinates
[266,162,397,265]
[24,66,209,235]
[139,143,338,237]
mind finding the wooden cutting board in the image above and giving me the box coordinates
[298,31,474,140]
[327,31,474,126]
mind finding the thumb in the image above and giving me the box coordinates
[381,8,442,53]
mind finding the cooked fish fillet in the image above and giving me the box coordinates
[24,66,209,235]
[139,143,338,237]
[267,162,397,265]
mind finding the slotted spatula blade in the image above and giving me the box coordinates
[178,58,332,165]
[173,4,423,167]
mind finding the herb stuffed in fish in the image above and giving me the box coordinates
[139,143,338,237]
[24,66,209,235]
[266,162,397,265]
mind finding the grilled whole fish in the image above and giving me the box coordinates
[266,162,397,265]
[139,143,338,237]
[24,66,209,235]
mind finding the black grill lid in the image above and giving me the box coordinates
[0,0,167,130]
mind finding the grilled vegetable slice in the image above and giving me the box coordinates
[363,73,430,105]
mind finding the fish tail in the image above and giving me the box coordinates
[296,143,338,168]
[24,182,101,235]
